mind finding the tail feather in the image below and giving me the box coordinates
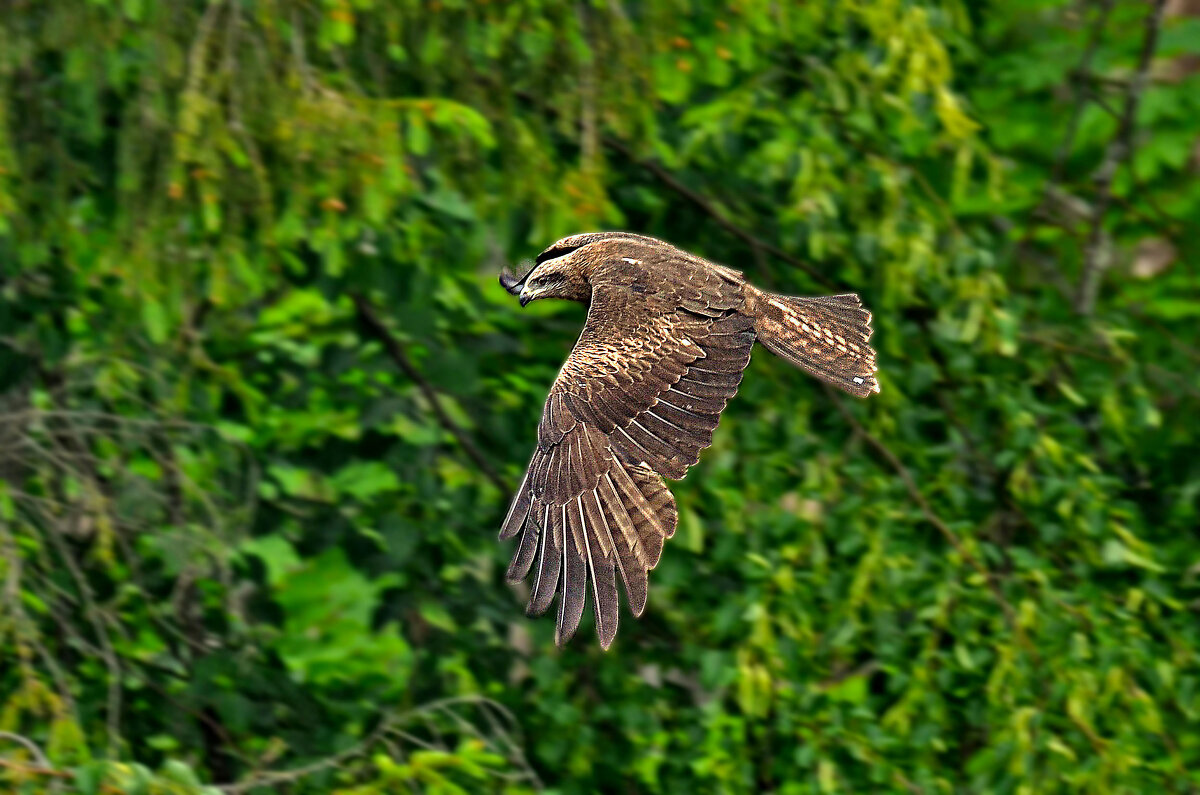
[748,287,879,398]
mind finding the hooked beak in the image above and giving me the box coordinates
[519,290,532,307]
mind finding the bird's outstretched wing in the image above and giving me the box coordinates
[499,288,754,649]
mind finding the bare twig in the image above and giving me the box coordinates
[1015,0,1115,275]
[351,293,509,494]
[218,722,388,793]
[220,695,540,793]
[0,522,77,715]
[0,760,124,794]
[0,733,51,767]
[24,566,248,766]
[0,758,123,794]
[1076,0,1169,315]
[38,509,124,757]
[0,759,69,781]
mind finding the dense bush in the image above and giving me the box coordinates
[2,1,1198,792]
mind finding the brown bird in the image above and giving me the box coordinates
[498,232,879,649]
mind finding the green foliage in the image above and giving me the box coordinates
[2,1,1198,792]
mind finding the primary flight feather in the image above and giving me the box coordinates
[498,232,879,649]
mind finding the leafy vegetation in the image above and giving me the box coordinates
[2,1,1198,792]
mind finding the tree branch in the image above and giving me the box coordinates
[1076,0,1169,315]
[0,758,122,794]
[826,390,1019,631]
[220,695,539,793]
[351,293,509,494]
[0,733,50,767]
[1052,0,1118,186]
[603,137,840,290]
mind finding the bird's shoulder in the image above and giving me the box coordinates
[588,243,746,317]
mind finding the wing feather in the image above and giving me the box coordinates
[651,398,719,435]
[505,514,539,582]
[608,462,669,568]
[556,501,587,644]
[498,466,532,541]
[662,386,728,415]
[501,277,753,647]
[579,494,620,649]
[526,502,560,616]
[596,476,649,616]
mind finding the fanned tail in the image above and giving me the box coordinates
[747,286,879,397]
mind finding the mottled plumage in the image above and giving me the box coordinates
[499,232,879,648]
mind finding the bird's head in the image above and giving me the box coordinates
[500,231,659,306]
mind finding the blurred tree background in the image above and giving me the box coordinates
[1,0,1199,792]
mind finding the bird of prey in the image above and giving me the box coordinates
[498,232,879,649]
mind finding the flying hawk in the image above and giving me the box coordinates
[498,232,879,649]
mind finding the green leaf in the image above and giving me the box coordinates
[240,535,302,586]
[826,674,868,704]
[141,300,169,344]
[73,762,108,795]
[408,115,431,155]
[160,759,202,786]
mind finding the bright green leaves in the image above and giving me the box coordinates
[371,743,516,794]
[652,50,694,105]
[328,461,402,503]
[140,300,170,346]
[65,760,225,795]
[245,541,412,692]
[318,0,357,49]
